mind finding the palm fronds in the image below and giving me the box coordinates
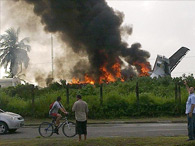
[0,27,31,77]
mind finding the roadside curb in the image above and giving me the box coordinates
[24,120,186,127]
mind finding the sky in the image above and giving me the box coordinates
[106,0,195,77]
[0,0,195,81]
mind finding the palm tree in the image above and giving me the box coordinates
[0,28,31,78]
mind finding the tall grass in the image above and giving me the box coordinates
[0,76,192,118]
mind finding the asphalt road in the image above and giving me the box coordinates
[0,123,187,139]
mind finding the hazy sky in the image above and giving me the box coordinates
[0,0,195,80]
[107,0,195,77]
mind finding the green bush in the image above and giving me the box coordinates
[0,92,29,116]
[0,75,193,119]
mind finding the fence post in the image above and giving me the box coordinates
[136,81,139,105]
[31,85,35,112]
[175,83,178,102]
[178,84,181,104]
[100,84,103,106]
[66,83,69,105]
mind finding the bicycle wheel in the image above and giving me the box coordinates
[62,121,76,137]
[39,122,54,137]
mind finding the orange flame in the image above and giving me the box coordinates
[84,75,95,85]
[112,62,122,78]
[70,60,151,85]
[70,75,95,85]
[133,62,151,76]
[99,62,124,83]
[70,62,124,84]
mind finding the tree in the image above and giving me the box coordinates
[0,28,31,78]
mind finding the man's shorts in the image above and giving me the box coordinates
[76,120,87,135]
[50,113,58,117]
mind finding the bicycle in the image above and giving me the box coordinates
[38,116,77,138]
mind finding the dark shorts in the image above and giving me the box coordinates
[76,120,87,135]
[49,113,58,121]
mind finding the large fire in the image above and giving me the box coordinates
[99,62,124,84]
[133,62,151,76]
[70,62,124,85]
[70,61,150,85]
[71,75,95,85]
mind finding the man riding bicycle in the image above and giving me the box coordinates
[49,96,68,134]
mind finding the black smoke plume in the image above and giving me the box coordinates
[21,0,151,82]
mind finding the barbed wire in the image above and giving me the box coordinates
[148,56,195,61]
[28,55,195,66]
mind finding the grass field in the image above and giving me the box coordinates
[1,136,195,146]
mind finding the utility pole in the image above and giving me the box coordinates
[136,81,139,105]
[0,0,1,34]
[100,84,103,106]
[0,0,2,78]
[51,34,54,79]
[66,83,69,105]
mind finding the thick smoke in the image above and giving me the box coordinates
[20,0,151,82]
[34,70,46,87]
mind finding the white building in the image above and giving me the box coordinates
[0,77,21,88]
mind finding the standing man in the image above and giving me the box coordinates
[184,81,195,141]
[49,96,68,134]
[72,95,89,141]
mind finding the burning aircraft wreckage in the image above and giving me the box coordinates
[15,0,189,85]
[150,47,189,78]
[69,46,190,84]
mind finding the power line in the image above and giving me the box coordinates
[28,55,195,66]
[28,61,195,75]
[28,60,78,66]
[149,56,195,61]
[171,72,194,75]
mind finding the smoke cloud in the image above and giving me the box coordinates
[20,0,151,82]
